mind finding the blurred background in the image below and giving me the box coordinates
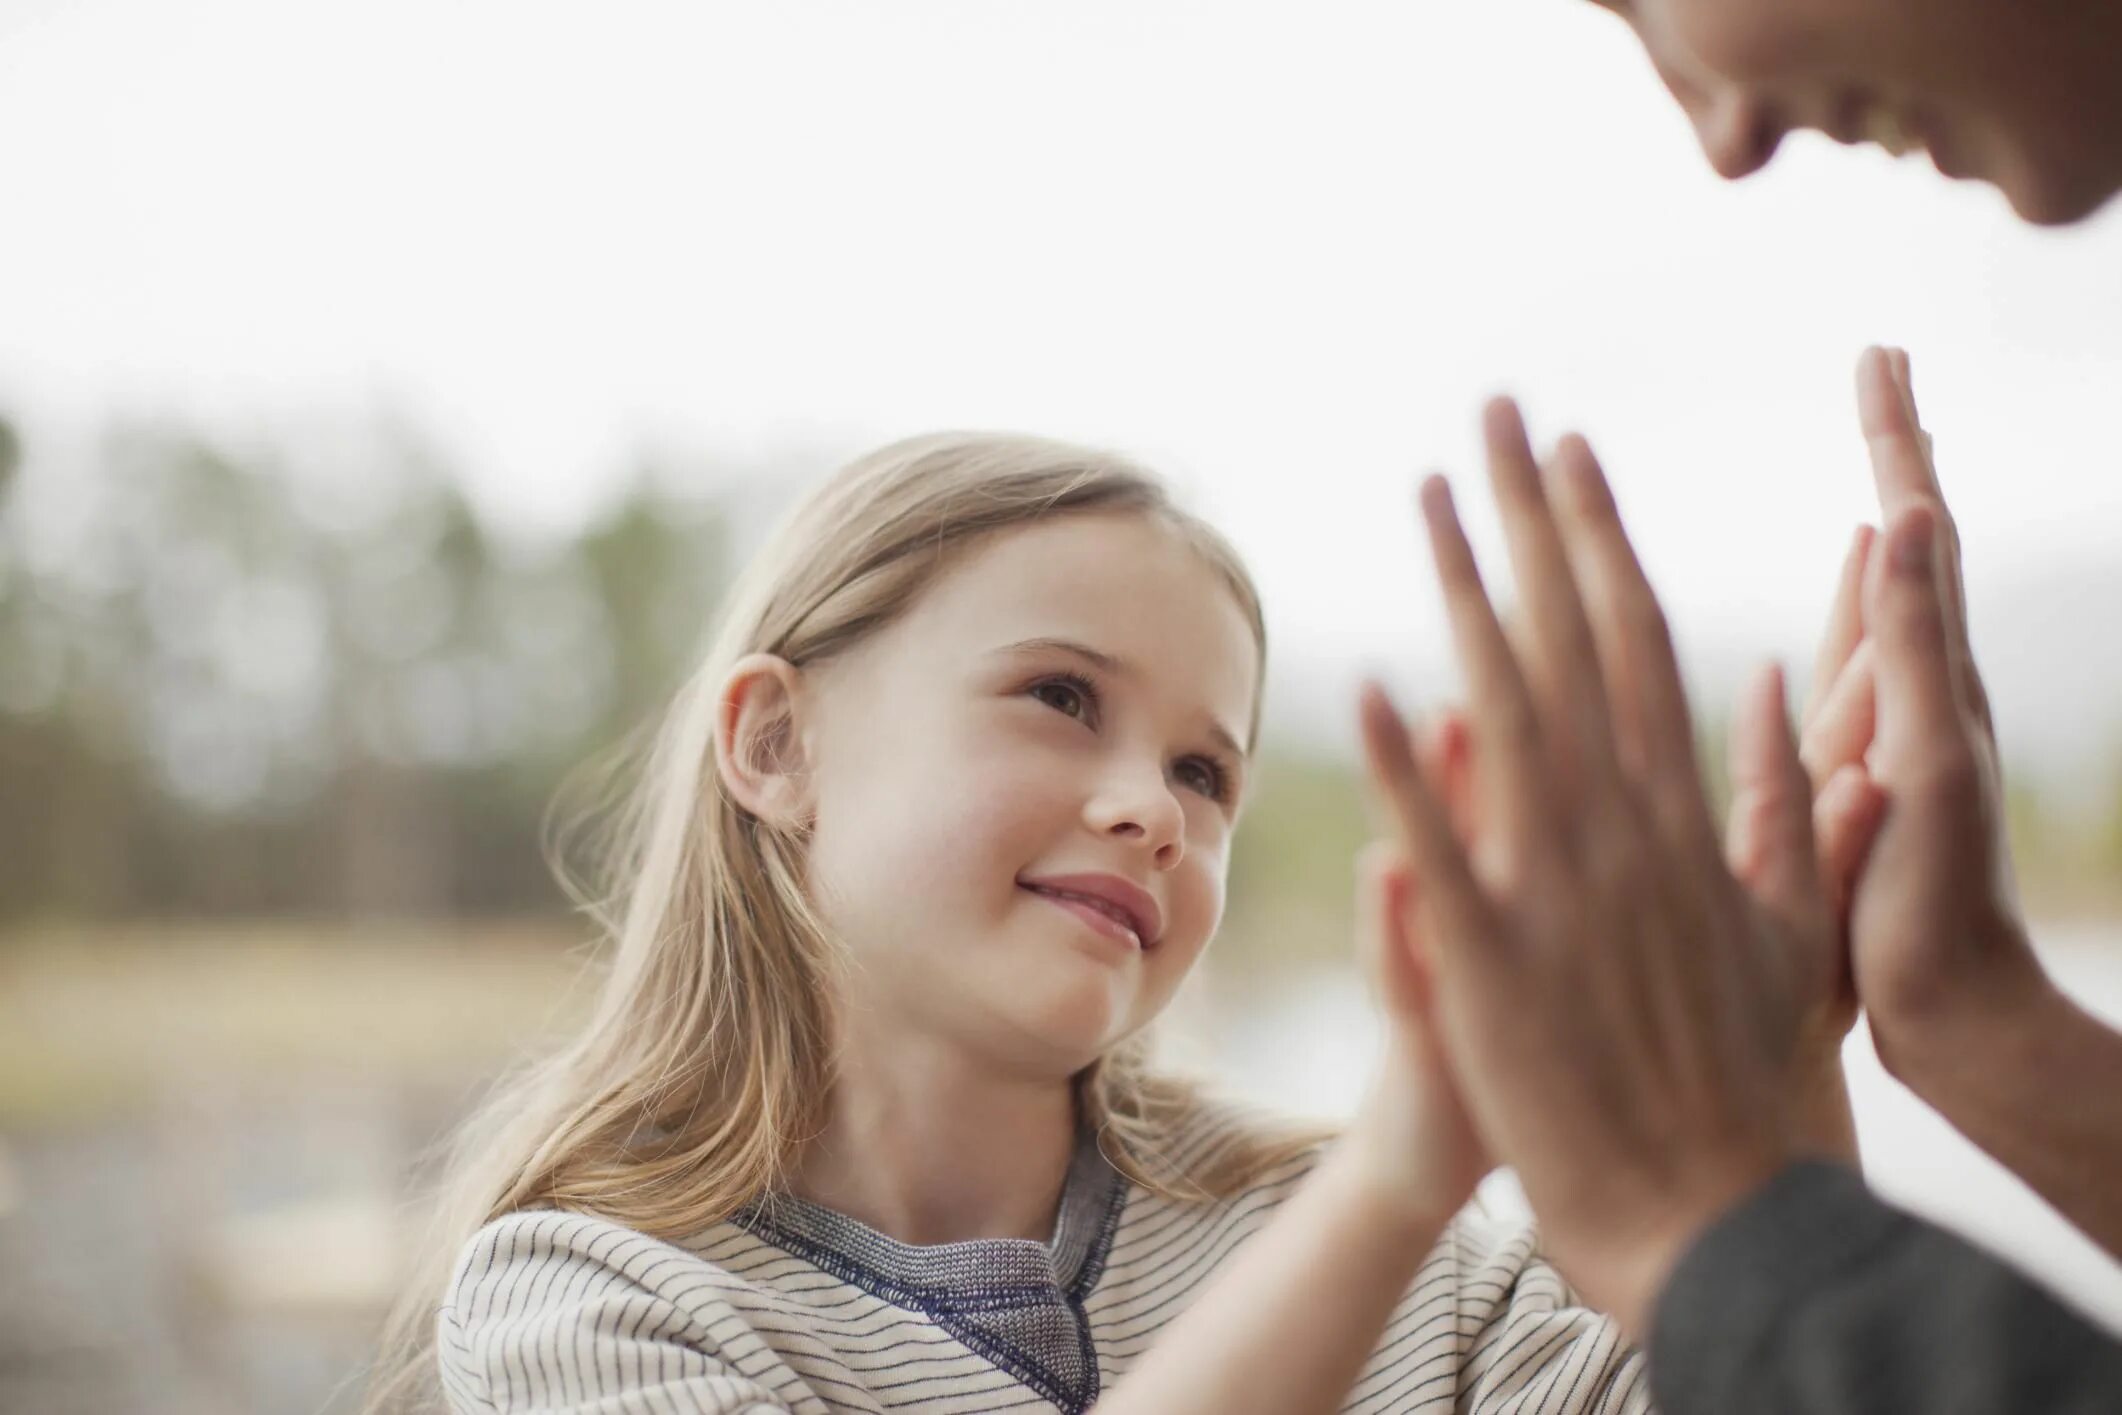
[4,1,2122,1411]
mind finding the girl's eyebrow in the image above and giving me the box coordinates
[991,636,1250,762]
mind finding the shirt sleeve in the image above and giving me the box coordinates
[1453,1215,1650,1415]
[438,1208,812,1415]
[1340,1203,1649,1414]
[1651,1161,2122,1415]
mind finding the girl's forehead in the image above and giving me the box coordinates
[895,514,1260,709]
[933,514,1249,630]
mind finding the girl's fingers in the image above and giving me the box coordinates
[1358,681,1498,976]
[1355,839,1421,1015]
[1424,708,1478,842]
[1414,475,1553,853]
[1382,855,1439,1020]
[1546,433,1715,835]
[1801,524,1875,728]
[1481,398,1623,794]
[1798,640,1878,791]
[1724,663,1829,933]
[1812,763,1888,926]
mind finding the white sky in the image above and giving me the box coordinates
[4,0,2120,745]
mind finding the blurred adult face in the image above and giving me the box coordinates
[1586,0,2122,225]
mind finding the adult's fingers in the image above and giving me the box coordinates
[1482,399,1622,794]
[1860,347,1951,524]
[1888,346,1937,471]
[1546,433,1714,835]
[1801,524,1875,727]
[1415,474,1555,854]
[1863,506,1969,760]
[1890,350,1996,740]
[1858,347,1982,722]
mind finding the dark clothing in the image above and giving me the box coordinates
[1651,1161,2122,1414]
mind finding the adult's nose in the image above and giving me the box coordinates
[1692,86,1785,180]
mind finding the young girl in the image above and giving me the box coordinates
[369,432,1648,1414]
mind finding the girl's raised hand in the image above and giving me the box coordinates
[1727,520,1889,1162]
[1346,714,1491,1230]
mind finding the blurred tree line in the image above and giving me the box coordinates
[0,412,731,925]
[2,410,2119,941]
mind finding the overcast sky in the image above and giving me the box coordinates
[4,0,2119,742]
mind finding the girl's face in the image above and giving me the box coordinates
[1590,0,2122,225]
[799,513,1259,1077]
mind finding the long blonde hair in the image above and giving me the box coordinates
[365,432,1332,1411]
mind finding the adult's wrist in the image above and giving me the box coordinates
[1886,968,2122,1251]
[1869,931,2058,1115]
[1563,1149,1791,1342]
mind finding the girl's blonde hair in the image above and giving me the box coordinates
[365,432,1332,1411]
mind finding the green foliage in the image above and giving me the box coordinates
[1224,748,1371,963]
[0,415,18,499]
[2085,739,2122,912]
[0,417,733,924]
[7,410,2122,934]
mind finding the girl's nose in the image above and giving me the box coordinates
[1088,774,1186,871]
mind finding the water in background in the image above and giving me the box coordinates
[1199,925,2122,1334]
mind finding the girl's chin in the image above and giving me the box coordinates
[990,972,1143,1063]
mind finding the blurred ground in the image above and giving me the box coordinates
[3,920,2119,1413]
[0,922,588,1415]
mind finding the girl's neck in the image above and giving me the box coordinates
[788,1036,1082,1247]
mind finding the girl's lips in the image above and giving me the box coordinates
[1022,885,1145,950]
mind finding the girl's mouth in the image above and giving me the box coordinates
[1020,883,1147,950]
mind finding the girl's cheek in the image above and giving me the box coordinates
[911,744,1061,850]
[1172,842,1229,944]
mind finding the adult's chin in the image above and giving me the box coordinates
[1996,150,2122,227]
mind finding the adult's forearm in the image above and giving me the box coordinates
[1651,1161,2122,1414]
[1892,971,2122,1263]
[1089,1136,1444,1415]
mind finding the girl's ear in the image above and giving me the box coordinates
[713,653,813,830]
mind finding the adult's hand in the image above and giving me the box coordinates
[1848,346,2122,1261]
[1358,400,1834,1339]
[1845,346,2039,1054]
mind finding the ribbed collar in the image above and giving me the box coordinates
[738,1127,1125,1301]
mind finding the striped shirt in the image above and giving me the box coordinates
[438,1104,1647,1413]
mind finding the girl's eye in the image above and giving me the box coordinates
[1030,673,1097,722]
[1027,673,1229,803]
[1174,756,1229,803]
